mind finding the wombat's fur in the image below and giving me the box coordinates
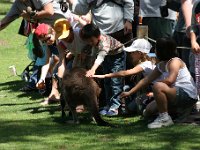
[61,68,110,126]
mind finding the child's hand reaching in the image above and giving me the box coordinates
[36,79,45,89]
[120,91,130,99]
[86,69,95,77]
[92,74,106,78]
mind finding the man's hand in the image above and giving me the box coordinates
[191,41,200,54]
[124,20,132,35]
[20,10,31,21]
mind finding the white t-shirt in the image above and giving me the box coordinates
[59,28,87,55]
[139,0,177,20]
[139,61,155,77]
[58,28,90,67]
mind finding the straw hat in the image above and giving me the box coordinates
[54,18,71,39]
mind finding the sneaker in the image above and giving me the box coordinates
[99,109,108,115]
[99,106,109,115]
[106,109,118,117]
[148,115,174,129]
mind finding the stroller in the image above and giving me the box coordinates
[21,61,35,82]
[20,61,52,96]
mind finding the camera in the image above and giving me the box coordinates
[58,0,68,12]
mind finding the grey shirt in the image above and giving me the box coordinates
[6,0,66,26]
[140,0,177,21]
[70,0,134,34]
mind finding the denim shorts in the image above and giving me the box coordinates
[172,87,198,109]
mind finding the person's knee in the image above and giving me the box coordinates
[152,82,166,94]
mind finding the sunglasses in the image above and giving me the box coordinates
[39,34,52,43]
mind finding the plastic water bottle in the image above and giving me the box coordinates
[9,65,17,76]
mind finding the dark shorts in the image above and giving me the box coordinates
[171,88,198,109]
[48,44,59,56]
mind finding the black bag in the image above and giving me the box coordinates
[18,19,28,36]
[18,0,36,36]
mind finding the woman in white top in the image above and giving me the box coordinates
[120,37,198,129]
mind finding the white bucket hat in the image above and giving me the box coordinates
[124,38,152,54]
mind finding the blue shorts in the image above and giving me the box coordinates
[172,88,197,109]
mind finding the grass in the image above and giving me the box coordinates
[1,2,200,150]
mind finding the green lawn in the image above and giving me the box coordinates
[1,3,200,150]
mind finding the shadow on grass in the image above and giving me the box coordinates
[0,80,43,100]
[0,117,200,149]
[0,101,39,106]
[21,104,60,115]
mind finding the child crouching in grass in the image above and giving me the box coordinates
[80,23,126,116]
[93,38,156,114]
[120,37,198,129]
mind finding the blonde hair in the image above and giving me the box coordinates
[133,52,157,66]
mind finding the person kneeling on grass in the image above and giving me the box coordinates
[120,37,198,129]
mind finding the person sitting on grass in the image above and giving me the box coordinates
[81,23,126,117]
[92,38,155,114]
[120,37,198,129]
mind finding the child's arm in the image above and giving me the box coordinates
[86,50,107,77]
[93,65,144,78]
[36,47,51,89]
[120,67,161,98]
[159,59,182,86]
[86,63,100,77]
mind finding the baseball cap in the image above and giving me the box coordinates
[54,18,71,39]
[124,38,152,54]
[34,23,49,37]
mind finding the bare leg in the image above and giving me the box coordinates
[46,78,60,100]
[148,82,176,128]
[152,82,176,113]
[144,100,158,118]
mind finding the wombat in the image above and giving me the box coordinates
[61,68,111,126]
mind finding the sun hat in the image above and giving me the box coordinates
[54,18,71,39]
[34,23,49,37]
[124,38,152,54]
